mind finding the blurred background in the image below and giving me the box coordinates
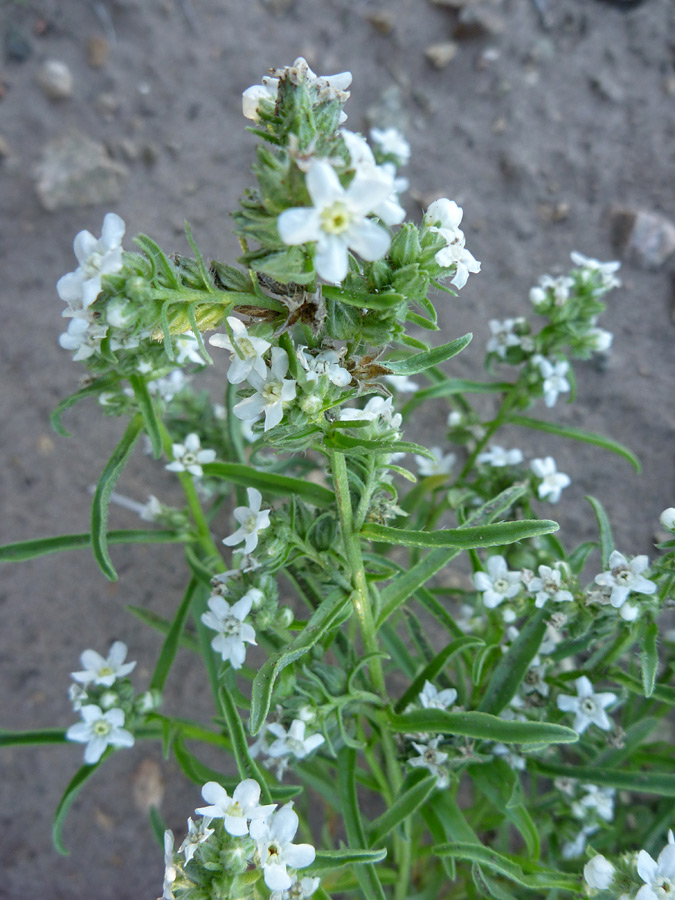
[1,0,674,896]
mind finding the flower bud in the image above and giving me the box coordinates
[583,854,615,890]
[100,690,119,710]
[106,297,137,329]
[659,507,675,532]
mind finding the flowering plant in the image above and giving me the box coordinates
[2,58,675,900]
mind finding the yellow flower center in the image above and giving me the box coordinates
[320,200,352,235]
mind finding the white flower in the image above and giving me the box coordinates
[148,369,189,403]
[277,159,393,284]
[57,212,125,314]
[526,565,574,608]
[179,816,215,863]
[201,592,257,669]
[297,346,351,386]
[222,487,271,555]
[476,445,524,467]
[66,704,135,764]
[271,875,321,900]
[530,456,571,503]
[242,57,351,123]
[570,251,621,291]
[383,374,419,393]
[266,719,325,760]
[414,446,455,477]
[584,855,616,891]
[234,347,297,431]
[162,830,177,900]
[209,317,271,384]
[636,832,675,900]
[473,555,522,609]
[71,641,136,687]
[408,736,449,787]
[660,508,675,532]
[587,326,613,352]
[340,130,406,226]
[174,332,208,366]
[486,318,521,358]
[165,433,217,478]
[594,550,657,611]
[59,317,108,361]
[250,803,316,891]
[196,778,276,836]
[572,784,615,822]
[556,676,617,734]
[419,680,457,711]
[370,127,410,165]
[533,356,571,408]
[423,198,481,289]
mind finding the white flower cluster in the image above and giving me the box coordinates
[165,432,217,479]
[423,198,481,290]
[250,713,326,782]
[163,778,319,898]
[592,549,657,622]
[473,556,576,618]
[242,57,352,124]
[65,641,136,764]
[406,681,457,788]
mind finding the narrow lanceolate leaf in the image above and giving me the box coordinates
[530,760,675,796]
[388,709,577,746]
[150,578,200,692]
[586,495,615,568]
[385,333,472,376]
[0,529,183,563]
[479,608,549,715]
[0,728,67,747]
[337,748,388,900]
[53,761,104,854]
[641,620,659,698]
[50,377,117,437]
[362,518,559,550]
[203,462,334,508]
[433,843,580,893]
[324,432,435,459]
[310,849,388,873]
[217,685,272,805]
[368,771,438,847]
[509,414,641,473]
[322,284,404,311]
[394,636,484,713]
[128,373,163,459]
[91,415,145,581]
[610,670,675,705]
[249,590,351,735]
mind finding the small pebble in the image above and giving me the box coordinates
[425,41,459,68]
[87,35,109,68]
[37,59,73,100]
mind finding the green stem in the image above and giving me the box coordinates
[458,391,518,481]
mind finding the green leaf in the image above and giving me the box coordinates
[249,590,351,735]
[610,670,675,705]
[362,518,559,550]
[510,414,641,473]
[217,685,272,804]
[641,620,659,698]
[0,529,183,563]
[367,771,438,847]
[203,462,335,508]
[530,760,675,796]
[324,431,434,459]
[388,709,577,745]
[310,848,388,873]
[586,495,615,568]
[402,379,514,416]
[433,842,580,892]
[337,748,388,900]
[478,608,548,715]
[469,760,540,859]
[150,578,200,692]
[53,762,103,854]
[322,285,404,311]
[129,373,163,459]
[394,635,484,713]
[91,415,144,581]
[385,333,472,376]
[0,728,67,746]
[50,378,117,437]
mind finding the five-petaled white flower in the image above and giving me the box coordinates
[419,680,457,711]
[57,212,126,315]
[571,784,615,822]
[414,447,456,477]
[196,779,276,836]
[297,347,351,386]
[249,803,316,891]
[266,719,326,760]
[594,550,657,614]
[473,555,522,609]
[222,487,271,555]
[486,318,521,358]
[530,456,571,503]
[234,347,297,431]
[636,831,675,900]
[209,317,271,384]
[179,816,215,863]
[556,676,616,735]
[201,592,257,669]
[59,317,108,361]
[175,332,208,366]
[423,198,481,289]
[66,704,135,764]
[408,736,449,788]
[583,855,616,891]
[71,640,136,687]
[534,356,571,408]
[277,159,393,284]
[476,445,524,467]
[525,565,574,608]
[166,433,216,478]
[340,395,402,430]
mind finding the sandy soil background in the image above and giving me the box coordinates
[1,0,674,897]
